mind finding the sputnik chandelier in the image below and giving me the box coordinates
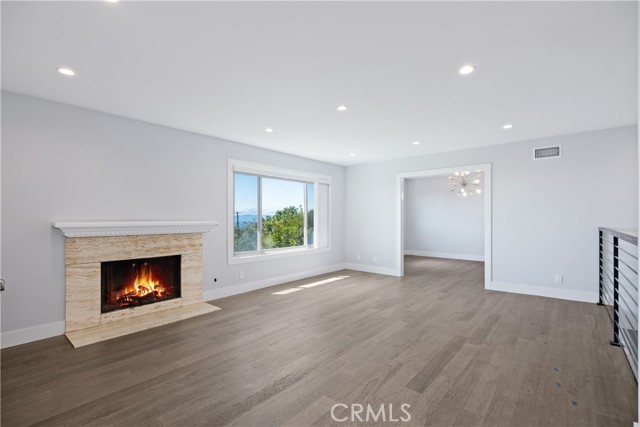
[448,171,482,197]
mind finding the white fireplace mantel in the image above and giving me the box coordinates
[52,220,219,238]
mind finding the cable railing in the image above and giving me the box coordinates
[599,227,638,379]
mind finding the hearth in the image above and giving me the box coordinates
[101,255,181,313]
[53,221,220,347]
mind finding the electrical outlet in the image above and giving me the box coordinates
[239,271,245,279]
[356,254,361,261]
[555,274,563,284]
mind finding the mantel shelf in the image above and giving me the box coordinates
[52,220,219,238]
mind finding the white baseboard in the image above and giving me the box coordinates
[1,320,65,349]
[2,265,348,347]
[1,271,597,349]
[204,263,347,301]
[488,281,598,303]
[405,250,484,262]
[342,263,400,277]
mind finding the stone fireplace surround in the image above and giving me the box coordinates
[53,221,219,348]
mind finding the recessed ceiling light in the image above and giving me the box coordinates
[502,124,513,129]
[105,0,119,3]
[349,153,356,157]
[459,65,474,75]
[57,67,75,76]
[412,141,421,145]
[264,128,273,133]
[336,105,348,112]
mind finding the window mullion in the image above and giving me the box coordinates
[303,182,308,246]
[314,181,319,248]
[257,176,263,252]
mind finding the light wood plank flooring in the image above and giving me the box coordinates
[2,257,636,426]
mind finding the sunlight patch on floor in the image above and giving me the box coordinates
[271,288,304,295]
[271,276,350,295]
[299,276,349,288]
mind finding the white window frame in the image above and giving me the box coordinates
[228,159,331,265]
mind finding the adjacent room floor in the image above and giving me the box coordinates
[2,257,636,426]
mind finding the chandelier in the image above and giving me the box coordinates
[448,171,482,197]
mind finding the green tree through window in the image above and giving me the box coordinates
[234,220,257,252]
[234,172,317,253]
[262,205,304,249]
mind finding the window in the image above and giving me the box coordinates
[229,160,330,263]
[233,173,259,252]
[261,177,306,250]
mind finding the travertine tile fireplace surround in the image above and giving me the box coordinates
[53,221,219,348]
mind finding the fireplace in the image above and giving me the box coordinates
[101,255,181,313]
[53,221,220,347]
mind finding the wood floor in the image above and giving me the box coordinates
[2,257,636,426]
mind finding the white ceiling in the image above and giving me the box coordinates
[2,1,637,166]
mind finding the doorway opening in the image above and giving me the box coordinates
[395,163,492,289]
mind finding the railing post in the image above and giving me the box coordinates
[598,229,604,305]
[611,236,621,347]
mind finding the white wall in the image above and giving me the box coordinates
[346,125,638,302]
[0,91,345,343]
[2,90,637,346]
[404,175,484,261]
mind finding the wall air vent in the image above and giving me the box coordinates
[533,146,561,160]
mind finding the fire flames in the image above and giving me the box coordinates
[115,266,168,307]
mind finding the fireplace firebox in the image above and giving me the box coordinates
[101,255,181,313]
